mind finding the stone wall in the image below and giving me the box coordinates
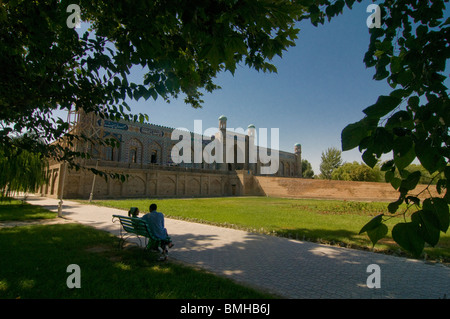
[254,176,440,201]
[40,161,440,202]
[40,161,243,200]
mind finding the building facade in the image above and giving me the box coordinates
[40,112,302,199]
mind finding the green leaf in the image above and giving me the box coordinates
[415,139,446,174]
[405,196,420,206]
[381,160,394,171]
[393,136,415,170]
[388,197,403,214]
[423,198,449,232]
[367,223,388,247]
[359,214,384,234]
[385,110,413,130]
[400,171,421,191]
[445,166,450,179]
[412,210,440,247]
[392,222,424,257]
[436,178,446,195]
[148,88,158,101]
[390,177,401,190]
[207,42,223,67]
[133,87,142,101]
[365,127,394,158]
[362,150,378,168]
[363,95,402,119]
[408,96,420,110]
[390,56,402,73]
[344,0,356,9]
[341,119,369,151]
[384,170,394,183]
[359,214,388,247]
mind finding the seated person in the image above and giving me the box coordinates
[141,203,173,249]
[128,207,139,217]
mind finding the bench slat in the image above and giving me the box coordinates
[113,215,159,241]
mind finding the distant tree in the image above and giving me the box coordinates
[0,136,49,198]
[319,147,342,180]
[331,161,382,182]
[301,159,315,179]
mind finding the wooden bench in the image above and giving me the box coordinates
[112,214,170,259]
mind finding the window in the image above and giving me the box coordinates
[105,146,114,161]
[103,136,120,161]
[128,138,143,164]
[151,150,158,163]
[130,148,137,163]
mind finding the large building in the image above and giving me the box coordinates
[40,112,302,199]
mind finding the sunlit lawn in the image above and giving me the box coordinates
[90,197,450,262]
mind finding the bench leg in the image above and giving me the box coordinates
[118,237,125,249]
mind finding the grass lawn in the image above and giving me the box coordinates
[0,199,57,221]
[90,197,450,263]
[0,201,274,299]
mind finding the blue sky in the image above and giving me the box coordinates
[127,2,393,174]
[66,2,448,175]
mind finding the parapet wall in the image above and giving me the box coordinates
[254,176,439,202]
[40,161,439,202]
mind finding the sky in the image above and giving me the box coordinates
[65,2,448,175]
[125,2,393,175]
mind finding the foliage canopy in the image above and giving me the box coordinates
[338,0,450,256]
[0,0,303,169]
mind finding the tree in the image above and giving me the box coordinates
[336,0,450,256]
[301,159,315,178]
[331,161,382,182]
[319,147,342,179]
[0,135,49,198]
[0,0,303,178]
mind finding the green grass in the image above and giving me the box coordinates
[90,197,450,263]
[0,199,57,221]
[0,223,274,299]
[2,196,448,299]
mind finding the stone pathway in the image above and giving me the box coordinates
[14,196,450,299]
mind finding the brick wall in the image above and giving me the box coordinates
[253,176,440,201]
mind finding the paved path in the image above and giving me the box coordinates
[23,196,450,299]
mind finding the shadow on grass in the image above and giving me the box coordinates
[0,203,58,221]
[2,222,449,299]
[0,223,273,299]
